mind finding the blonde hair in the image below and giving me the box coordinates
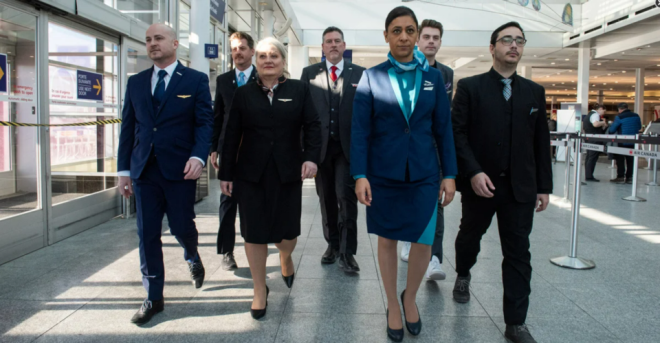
[255,37,290,78]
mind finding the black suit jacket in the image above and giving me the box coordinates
[452,68,552,203]
[300,61,365,163]
[211,67,257,158]
[220,78,322,184]
[434,61,454,106]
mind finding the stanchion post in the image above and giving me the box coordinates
[563,134,571,200]
[623,134,647,202]
[550,135,596,269]
[646,144,658,186]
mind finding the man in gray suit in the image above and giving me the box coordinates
[400,19,455,281]
[300,27,365,272]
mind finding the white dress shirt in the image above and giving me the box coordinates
[118,60,205,177]
[235,65,254,84]
[326,58,344,78]
[590,112,601,124]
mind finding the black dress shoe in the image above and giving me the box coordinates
[386,308,404,342]
[400,289,422,335]
[338,254,360,273]
[221,252,238,271]
[187,255,205,289]
[131,299,164,325]
[453,274,471,303]
[321,245,339,264]
[250,286,269,320]
[282,272,295,288]
[585,177,600,182]
[505,324,537,343]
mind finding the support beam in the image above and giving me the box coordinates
[287,45,308,80]
[190,0,210,76]
[597,90,603,105]
[520,66,532,80]
[262,9,274,38]
[576,42,590,121]
[635,68,645,120]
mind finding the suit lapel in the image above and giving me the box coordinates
[410,68,423,117]
[248,66,257,83]
[511,75,527,121]
[231,69,238,90]
[143,67,156,119]
[316,63,330,106]
[156,62,185,117]
[387,68,409,126]
[339,62,353,105]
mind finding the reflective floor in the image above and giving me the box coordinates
[1,161,659,342]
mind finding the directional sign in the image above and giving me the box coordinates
[0,53,7,93]
[77,70,103,101]
[210,0,226,24]
[582,143,604,152]
[608,146,660,160]
[205,44,219,58]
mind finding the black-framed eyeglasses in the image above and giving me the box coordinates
[496,35,527,47]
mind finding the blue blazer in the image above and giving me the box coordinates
[118,62,214,180]
[351,61,457,182]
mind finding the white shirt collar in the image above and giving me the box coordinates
[326,58,344,73]
[236,65,254,80]
[153,60,178,78]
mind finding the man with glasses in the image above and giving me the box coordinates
[451,22,552,343]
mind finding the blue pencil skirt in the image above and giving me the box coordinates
[366,173,439,245]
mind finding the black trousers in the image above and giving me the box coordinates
[455,176,535,325]
[615,154,634,178]
[585,149,601,179]
[430,202,445,263]
[216,193,237,254]
[315,141,358,254]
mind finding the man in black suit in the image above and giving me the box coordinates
[210,32,256,271]
[451,22,552,343]
[400,18,455,281]
[300,27,365,272]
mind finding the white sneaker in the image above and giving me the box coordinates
[400,242,411,262]
[426,256,446,281]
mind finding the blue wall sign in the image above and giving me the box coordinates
[205,44,219,59]
[210,0,226,24]
[0,54,7,93]
[77,70,103,101]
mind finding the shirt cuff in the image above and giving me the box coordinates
[117,170,130,177]
[190,157,206,167]
[353,174,366,180]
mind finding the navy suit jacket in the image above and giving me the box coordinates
[118,62,214,180]
[351,61,458,182]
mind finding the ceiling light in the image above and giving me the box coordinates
[614,59,618,61]
[622,71,626,73]
[647,45,651,48]
[645,84,648,86]
[603,83,607,85]
[552,84,556,86]
[572,80,575,83]
[615,81,618,83]
[595,76,598,78]
[610,88,613,90]
[597,63,601,66]
[565,59,570,61]
[551,62,555,65]
[534,55,538,57]
[607,74,611,76]
[622,52,625,54]
[562,82,565,84]
[478,55,484,57]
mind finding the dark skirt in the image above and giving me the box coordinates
[366,173,439,245]
[234,157,302,244]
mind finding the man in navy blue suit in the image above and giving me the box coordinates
[117,23,214,325]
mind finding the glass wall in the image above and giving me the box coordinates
[178,0,191,60]
[48,22,120,205]
[0,5,38,219]
[99,0,168,25]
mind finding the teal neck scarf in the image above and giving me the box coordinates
[387,47,429,74]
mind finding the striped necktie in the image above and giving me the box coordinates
[501,78,512,101]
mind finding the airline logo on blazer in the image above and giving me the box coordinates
[352,83,358,87]
[530,108,538,114]
[278,99,293,102]
[177,95,191,99]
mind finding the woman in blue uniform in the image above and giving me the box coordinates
[351,6,457,342]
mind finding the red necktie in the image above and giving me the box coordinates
[330,66,338,82]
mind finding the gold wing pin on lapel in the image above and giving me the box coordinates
[177,95,192,99]
[278,99,293,102]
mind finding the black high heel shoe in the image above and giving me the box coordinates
[250,286,269,320]
[401,289,422,335]
[386,308,404,342]
[280,253,295,288]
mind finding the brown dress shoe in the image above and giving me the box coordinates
[610,177,625,183]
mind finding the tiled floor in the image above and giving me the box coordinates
[1,161,659,342]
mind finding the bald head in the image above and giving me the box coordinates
[146,23,178,67]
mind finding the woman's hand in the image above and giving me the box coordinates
[301,161,318,180]
[439,178,456,207]
[221,181,233,197]
[355,178,372,206]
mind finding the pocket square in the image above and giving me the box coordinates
[278,99,293,102]
[530,108,538,114]
[177,95,191,99]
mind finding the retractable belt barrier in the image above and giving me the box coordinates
[549,133,660,271]
[0,119,121,127]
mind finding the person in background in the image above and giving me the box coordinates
[117,23,213,325]
[583,103,608,182]
[210,32,257,271]
[220,37,321,320]
[352,6,457,341]
[400,18,454,282]
[609,103,642,184]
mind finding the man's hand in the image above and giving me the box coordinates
[536,194,549,212]
[210,152,219,170]
[471,172,495,198]
[301,161,318,180]
[439,178,456,207]
[221,181,233,197]
[184,158,204,180]
[355,178,372,206]
[119,176,133,199]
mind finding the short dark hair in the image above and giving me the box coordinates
[592,103,605,111]
[419,19,444,38]
[322,26,344,42]
[490,21,525,46]
[229,31,254,49]
[385,6,418,32]
[618,102,629,110]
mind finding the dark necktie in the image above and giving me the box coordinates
[153,70,167,104]
[330,66,338,82]
[501,78,512,101]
